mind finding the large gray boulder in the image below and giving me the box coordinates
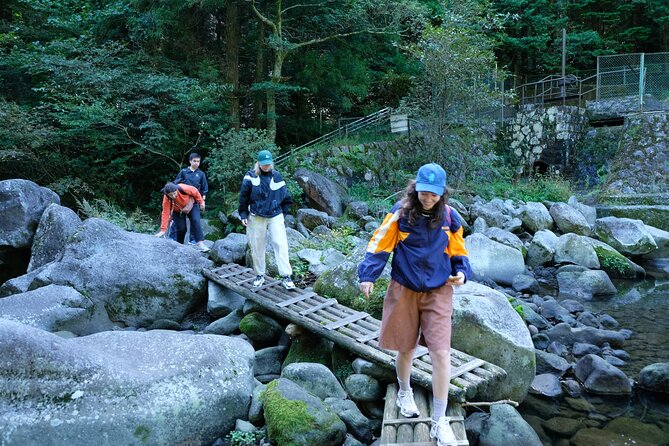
[470,199,514,229]
[0,284,113,335]
[526,230,559,267]
[466,233,526,286]
[594,217,658,256]
[1,218,213,326]
[574,354,632,395]
[210,232,247,264]
[281,363,347,400]
[473,404,542,446]
[0,179,60,248]
[0,319,255,446]
[549,202,592,236]
[637,362,669,394]
[585,238,645,279]
[27,203,82,272]
[518,202,554,233]
[553,233,600,269]
[483,227,526,257]
[453,282,535,402]
[294,168,346,217]
[641,224,669,259]
[557,269,617,299]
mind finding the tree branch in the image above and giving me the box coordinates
[114,124,180,170]
[281,1,333,15]
[294,28,396,49]
[246,0,277,34]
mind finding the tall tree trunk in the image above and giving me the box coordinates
[225,0,240,130]
[254,22,266,129]
[266,51,285,142]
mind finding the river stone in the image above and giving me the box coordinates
[324,397,374,444]
[554,233,600,268]
[559,298,585,313]
[538,298,575,324]
[637,362,669,394]
[535,350,570,376]
[574,354,632,395]
[470,199,513,229]
[239,312,283,346]
[351,358,396,382]
[0,319,255,446]
[344,374,384,403]
[465,233,526,286]
[203,308,244,335]
[527,229,559,266]
[207,281,245,318]
[209,232,247,264]
[549,202,592,236]
[27,203,82,272]
[557,270,617,299]
[546,323,624,348]
[294,169,346,217]
[0,284,114,336]
[570,427,656,446]
[542,416,584,437]
[248,382,266,424]
[254,346,286,380]
[604,417,668,445]
[518,202,554,233]
[453,282,535,402]
[594,216,658,256]
[0,179,60,249]
[282,363,346,400]
[573,342,600,357]
[262,378,346,446]
[568,196,597,226]
[641,224,669,259]
[529,373,562,398]
[586,238,645,279]
[484,227,526,256]
[477,404,542,446]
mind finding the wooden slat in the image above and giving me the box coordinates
[356,330,379,342]
[299,298,337,315]
[276,292,318,307]
[324,311,369,330]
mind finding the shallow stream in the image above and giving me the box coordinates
[518,278,669,445]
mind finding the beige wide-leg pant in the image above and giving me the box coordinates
[247,213,292,277]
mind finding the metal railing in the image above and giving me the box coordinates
[275,107,392,165]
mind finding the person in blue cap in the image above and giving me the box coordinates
[238,149,295,289]
[357,163,472,446]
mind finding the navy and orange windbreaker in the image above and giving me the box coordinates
[358,202,472,292]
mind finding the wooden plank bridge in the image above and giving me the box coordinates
[203,264,507,445]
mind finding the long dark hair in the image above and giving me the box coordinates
[400,180,448,229]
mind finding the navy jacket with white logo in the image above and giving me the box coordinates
[238,169,292,219]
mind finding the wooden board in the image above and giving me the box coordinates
[203,264,507,402]
[380,384,469,445]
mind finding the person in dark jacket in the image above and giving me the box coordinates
[358,163,472,446]
[169,153,209,243]
[238,149,295,289]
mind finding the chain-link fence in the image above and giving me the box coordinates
[595,52,669,111]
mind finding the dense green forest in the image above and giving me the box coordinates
[1,0,667,213]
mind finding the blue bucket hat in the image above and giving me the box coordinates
[257,149,273,166]
[415,163,446,196]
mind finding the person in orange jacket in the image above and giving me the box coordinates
[154,182,209,252]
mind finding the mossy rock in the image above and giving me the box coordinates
[239,312,283,345]
[282,336,333,370]
[592,244,644,279]
[262,379,346,446]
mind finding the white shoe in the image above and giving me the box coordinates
[430,416,457,446]
[252,275,265,287]
[396,389,420,418]
[281,277,295,290]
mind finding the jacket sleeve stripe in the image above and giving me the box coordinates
[446,226,469,257]
[367,210,401,254]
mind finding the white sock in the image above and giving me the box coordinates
[397,378,411,392]
[432,397,447,421]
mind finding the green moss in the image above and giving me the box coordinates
[134,425,151,444]
[594,245,631,276]
[282,337,331,369]
[262,381,315,446]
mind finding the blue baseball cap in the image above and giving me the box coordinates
[415,163,446,195]
[257,150,273,166]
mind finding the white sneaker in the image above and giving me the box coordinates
[396,389,420,418]
[430,416,457,446]
[281,277,295,290]
[252,275,265,287]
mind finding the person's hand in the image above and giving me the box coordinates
[448,272,465,286]
[241,218,248,227]
[200,202,205,212]
[359,281,374,298]
[155,230,166,237]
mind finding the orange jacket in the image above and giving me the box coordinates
[160,184,204,231]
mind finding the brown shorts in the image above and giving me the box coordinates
[378,279,453,352]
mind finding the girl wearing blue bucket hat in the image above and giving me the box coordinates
[358,163,472,446]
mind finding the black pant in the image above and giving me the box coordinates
[171,205,204,244]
